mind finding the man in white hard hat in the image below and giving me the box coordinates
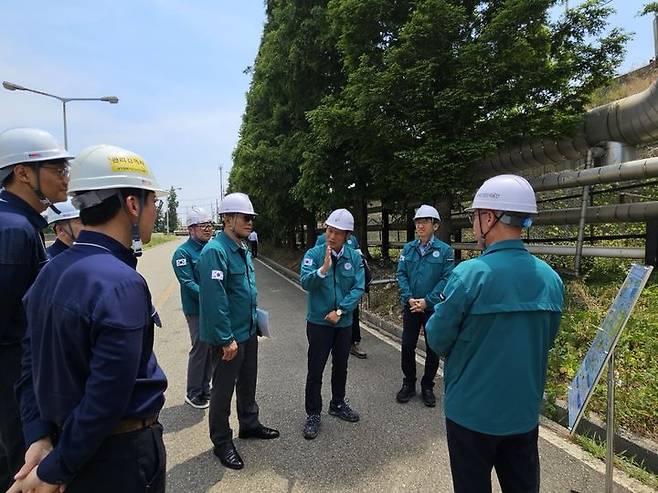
[315,227,370,359]
[172,206,214,409]
[299,209,365,439]
[247,229,259,258]
[396,204,454,407]
[197,192,279,470]
[0,128,71,492]
[45,200,82,258]
[12,145,168,493]
[425,175,564,492]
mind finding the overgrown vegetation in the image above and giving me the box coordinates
[546,258,658,440]
[145,233,178,249]
[574,433,658,489]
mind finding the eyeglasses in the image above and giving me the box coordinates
[467,212,478,225]
[195,222,214,230]
[239,214,255,223]
[40,164,71,178]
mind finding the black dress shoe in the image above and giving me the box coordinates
[238,425,280,440]
[421,387,436,407]
[213,441,244,470]
[396,384,416,403]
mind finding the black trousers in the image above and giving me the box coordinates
[401,308,440,389]
[446,418,540,493]
[249,240,258,258]
[0,344,25,492]
[305,321,351,415]
[209,335,260,446]
[65,423,166,493]
[351,305,361,344]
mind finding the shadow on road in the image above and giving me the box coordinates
[167,449,226,490]
[160,403,206,435]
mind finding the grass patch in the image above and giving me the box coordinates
[545,261,658,440]
[145,233,179,249]
[573,433,658,489]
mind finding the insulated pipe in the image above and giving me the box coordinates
[452,243,644,259]
[530,156,658,191]
[451,200,658,228]
[476,80,658,174]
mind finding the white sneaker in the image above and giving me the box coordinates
[185,395,210,409]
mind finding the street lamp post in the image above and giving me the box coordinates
[2,80,118,149]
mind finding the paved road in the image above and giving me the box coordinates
[139,239,649,492]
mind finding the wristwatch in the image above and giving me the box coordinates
[336,309,343,317]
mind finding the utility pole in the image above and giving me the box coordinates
[219,165,224,199]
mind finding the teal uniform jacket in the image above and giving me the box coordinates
[300,244,365,328]
[171,237,205,315]
[425,239,564,436]
[396,236,455,309]
[315,232,360,251]
[196,232,257,345]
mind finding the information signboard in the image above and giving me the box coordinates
[567,264,653,433]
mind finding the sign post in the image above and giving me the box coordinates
[567,264,653,492]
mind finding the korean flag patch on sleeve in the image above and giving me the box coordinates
[303,258,313,267]
[176,258,187,267]
[211,270,224,280]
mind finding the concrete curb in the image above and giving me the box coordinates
[257,254,658,475]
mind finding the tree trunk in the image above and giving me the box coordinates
[305,211,317,248]
[406,207,415,242]
[381,206,390,261]
[355,197,370,259]
[437,195,452,244]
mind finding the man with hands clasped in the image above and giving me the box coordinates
[300,209,365,439]
[396,205,454,407]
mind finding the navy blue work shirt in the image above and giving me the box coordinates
[16,230,168,485]
[0,189,48,345]
[46,238,69,259]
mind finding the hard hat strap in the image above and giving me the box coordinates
[31,165,61,214]
[118,189,146,257]
[61,221,77,242]
[477,210,502,249]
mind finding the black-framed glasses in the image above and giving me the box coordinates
[467,211,477,225]
[39,164,71,178]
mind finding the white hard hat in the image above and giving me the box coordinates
[68,145,166,209]
[219,193,257,215]
[325,208,354,231]
[186,206,212,227]
[46,200,80,225]
[468,174,537,214]
[0,128,73,183]
[414,204,441,221]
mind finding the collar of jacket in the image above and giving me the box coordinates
[188,236,207,250]
[0,189,48,230]
[74,230,138,269]
[217,231,245,253]
[411,235,436,249]
[482,239,527,256]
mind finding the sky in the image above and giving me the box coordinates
[0,0,654,224]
